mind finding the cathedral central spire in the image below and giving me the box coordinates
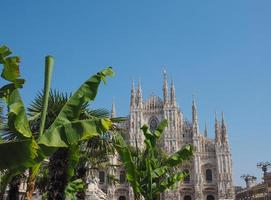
[192,95,199,134]
[163,70,169,105]
[221,112,229,144]
[215,112,221,144]
[130,80,136,109]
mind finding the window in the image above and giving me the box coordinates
[119,171,126,184]
[183,169,190,183]
[149,116,159,131]
[184,195,192,200]
[206,169,213,182]
[119,196,126,200]
[99,171,105,184]
[207,195,215,200]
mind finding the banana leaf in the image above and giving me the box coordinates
[153,171,187,194]
[47,67,114,128]
[164,145,193,167]
[38,118,112,148]
[0,139,39,170]
[114,120,194,200]
[7,89,32,138]
[113,133,141,195]
[0,45,25,88]
[38,67,114,150]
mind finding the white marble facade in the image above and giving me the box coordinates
[98,71,235,200]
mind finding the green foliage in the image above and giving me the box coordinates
[7,89,32,138]
[64,178,85,200]
[0,45,115,197]
[0,139,39,170]
[0,45,25,98]
[113,119,194,200]
[0,65,114,169]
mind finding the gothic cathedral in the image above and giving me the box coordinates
[100,71,235,200]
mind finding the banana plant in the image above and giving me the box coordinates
[0,45,115,199]
[113,120,194,200]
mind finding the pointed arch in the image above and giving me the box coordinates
[207,195,215,200]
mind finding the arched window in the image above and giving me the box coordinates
[207,195,215,200]
[99,171,105,184]
[119,196,126,200]
[149,116,159,131]
[206,169,213,182]
[183,169,190,183]
[184,195,192,200]
[119,171,126,184]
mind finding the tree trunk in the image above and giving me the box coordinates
[47,148,69,200]
[23,170,36,200]
[75,167,87,200]
[7,175,21,200]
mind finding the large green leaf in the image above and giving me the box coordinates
[1,56,20,81]
[38,67,114,149]
[165,145,193,167]
[0,45,24,85]
[0,139,39,170]
[0,45,12,63]
[65,178,85,200]
[113,133,140,195]
[153,171,187,194]
[39,118,112,147]
[48,67,114,128]
[7,89,32,138]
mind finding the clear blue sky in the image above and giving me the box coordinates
[1,0,271,187]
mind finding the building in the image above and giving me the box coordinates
[235,169,271,199]
[99,71,235,200]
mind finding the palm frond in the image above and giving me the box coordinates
[28,90,70,118]
[28,90,70,138]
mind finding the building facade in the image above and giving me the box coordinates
[235,171,271,199]
[99,71,235,200]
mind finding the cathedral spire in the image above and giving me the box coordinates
[204,122,208,138]
[163,70,169,105]
[192,95,199,134]
[111,98,116,118]
[137,79,143,109]
[221,112,226,128]
[215,112,221,144]
[130,80,136,109]
[221,112,228,143]
[170,79,176,107]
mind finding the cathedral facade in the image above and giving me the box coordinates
[99,71,235,200]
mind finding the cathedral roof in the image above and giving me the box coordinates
[143,95,163,110]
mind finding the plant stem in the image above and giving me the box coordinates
[0,172,13,200]
[24,163,41,200]
[39,56,54,137]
